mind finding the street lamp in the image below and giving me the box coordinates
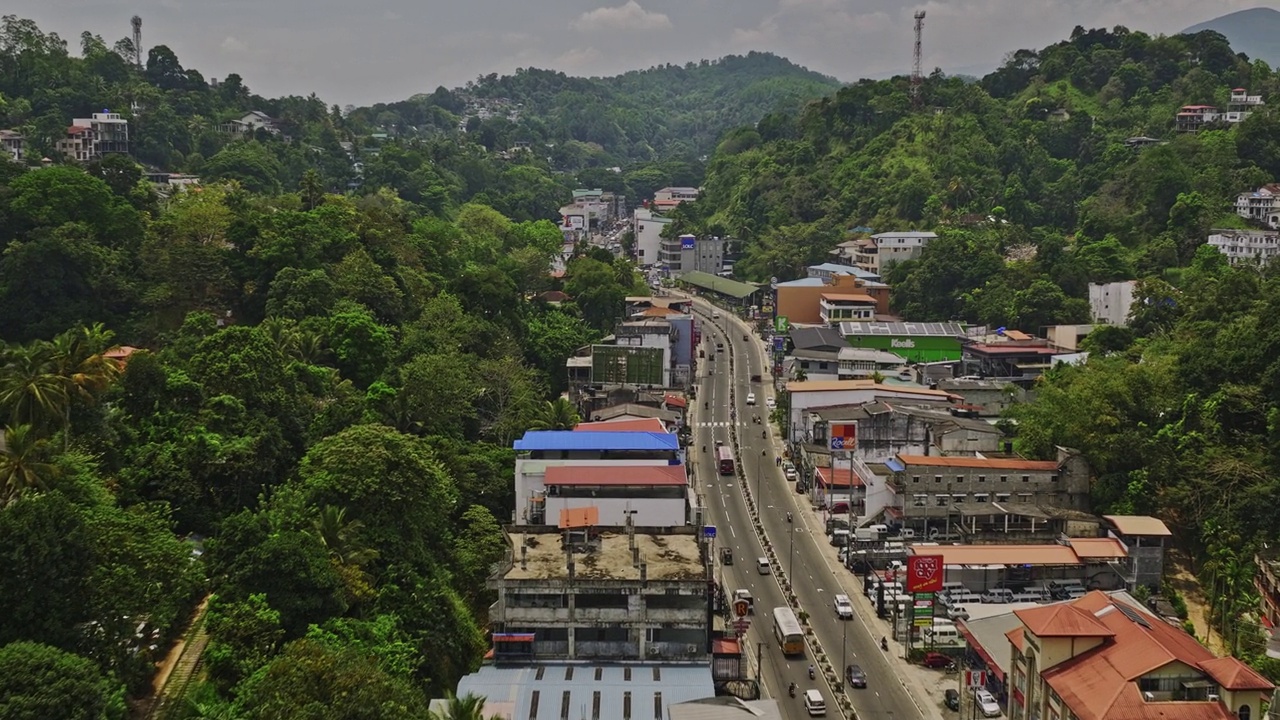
[756,449,766,508]
[841,613,848,690]
[789,521,795,579]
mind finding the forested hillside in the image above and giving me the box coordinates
[672,25,1280,670]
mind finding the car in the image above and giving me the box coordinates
[766,397,776,410]
[712,312,721,320]
[946,605,970,621]
[944,689,960,711]
[720,547,733,565]
[833,594,854,619]
[974,689,1002,718]
[785,467,798,481]
[845,664,867,688]
[745,392,756,405]
[921,652,954,669]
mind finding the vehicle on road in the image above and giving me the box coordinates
[944,689,960,711]
[721,547,733,565]
[745,392,756,405]
[750,374,762,383]
[803,689,826,716]
[845,664,867,688]
[715,446,735,476]
[833,594,854,619]
[772,607,804,655]
[734,589,754,614]
[921,651,954,669]
[974,689,1002,717]
[784,466,797,481]
[712,311,721,320]
[766,397,776,410]
[757,557,772,575]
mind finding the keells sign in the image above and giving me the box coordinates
[906,554,944,593]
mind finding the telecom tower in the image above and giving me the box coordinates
[131,16,142,68]
[911,10,925,109]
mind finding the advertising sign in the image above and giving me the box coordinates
[966,670,987,689]
[773,336,786,352]
[681,235,696,250]
[829,423,857,451]
[774,316,789,333]
[906,554,944,593]
[733,599,750,618]
[567,215,585,229]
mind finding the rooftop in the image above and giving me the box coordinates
[907,543,1082,566]
[513,431,680,452]
[839,321,966,337]
[544,465,687,487]
[895,454,1058,471]
[1103,515,1172,537]
[448,663,714,720]
[871,231,938,239]
[573,418,668,433]
[503,529,705,581]
[1015,603,1115,638]
[1067,538,1129,559]
[822,293,877,304]
[807,262,881,279]
[790,326,847,351]
[786,379,957,399]
[815,465,863,488]
[668,697,784,720]
[836,347,909,364]
[677,271,758,299]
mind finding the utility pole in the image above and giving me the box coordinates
[911,10,926,110]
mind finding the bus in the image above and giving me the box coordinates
[772,607,804,655]
[715,446,735,475]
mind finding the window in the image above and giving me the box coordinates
[1022,475,1031,483]
[978,475,986,483]
[1051,474,1059,482]
[1018,492,1033,501]
[975,493,989,503]
[913,494,927,507]
[912,475,921,484]
[935,475,943,484]
[936,495,949,507]
[996,493,1011,502]
[1000,475,1008,483]
[956,475,965,485]
[952,493,966,503]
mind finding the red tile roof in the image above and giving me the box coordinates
[815,466,864,488]
[663,394,687,408]
[1102,515,1172,537]
[544,465,687,487]
[896,454,1060,471]
[573,418,667,433]
[1015,603,1115,638]
[1198,656,1275,691]
[711,637,740,654]
[1067,538,1129,559]
[1006,626,1025,652]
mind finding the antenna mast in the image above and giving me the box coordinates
[911,10,926,109]
[131,16,142,68]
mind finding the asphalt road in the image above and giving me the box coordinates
[691,299,925,720]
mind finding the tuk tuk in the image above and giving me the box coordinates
[721,547,733,565]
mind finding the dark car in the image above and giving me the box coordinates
[721,548,733,565]
[944,689,960,711]
[845,664,867,688]
[921,652,953,669]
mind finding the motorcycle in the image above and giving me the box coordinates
[787,512,793,523]
[762,430,766,439]
[808,665,815,680]
[880,637,889,652]
[788,683,797,698]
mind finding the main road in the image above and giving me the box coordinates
[690,298,925,720]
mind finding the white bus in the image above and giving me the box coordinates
[772,607,804,656]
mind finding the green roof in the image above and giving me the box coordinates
[678,271,759,299]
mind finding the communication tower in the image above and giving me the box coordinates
[911,10,925,109]
[131,16,142,68]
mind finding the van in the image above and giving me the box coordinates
[867,524,889,537]
[940,582,968,597]
[982,588,1014,604]
[830,529,851,547]
[897,528,916,540]
[1012,591,1046,603]
[757,557,771,575]
[923,625,961,644]
[803,689,826,716]
[946,591,983,606]
[1023,585,1051,601]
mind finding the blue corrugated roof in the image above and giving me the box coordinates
[514,431,680,452]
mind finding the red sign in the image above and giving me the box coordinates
[906,554,944,593]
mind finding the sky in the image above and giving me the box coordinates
[5,0,1273,107]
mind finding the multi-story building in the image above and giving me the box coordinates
[775,273,891,324]
[799,401,1001,464]
[785,379,960,444]
[632,207,673,266]
[839,321,967,363]
[890,449,1092,515]
[1177,91,1263,132]
[0,129,23,162]
[961,331,1068,382]
[1006,591,1273,720]
[652,187,699,212]
[56,112,130,161]
[1208,229,1280,266]
[1088,281,1137,326]
[659,234,726,277]
[1227,87,1265,122]
[1235,184,1280,225]
[1101,515,1171,592]
[850,231,937,273]
[488,524,710,661]
[1255,547,1280,633]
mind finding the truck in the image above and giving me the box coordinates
[853,528,880,542]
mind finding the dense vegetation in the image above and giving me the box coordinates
[671,25,1280,669]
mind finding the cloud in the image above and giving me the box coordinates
[570,1,672,33]
[554,46,603,71]
[220,36,248,53]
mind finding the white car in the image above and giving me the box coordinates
[766,397,776,410]
[947,604,970,621]
[974,689,1002,718]
[745,392,756,405]
[833,594,854,620]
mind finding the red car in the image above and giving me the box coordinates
[921,652,953,669]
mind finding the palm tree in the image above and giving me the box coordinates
[0,341,66,433]
[310,505,379,568]
[0,424,60,507]
[47,324,122,447]
[529,397,581,430]
[429,692,499,720]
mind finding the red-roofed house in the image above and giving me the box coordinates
[1008,591,1273,720]
[542,464,690,527]
[813,464,865,512]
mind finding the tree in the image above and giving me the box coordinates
[0,493,95,650]
[203,593,284,691]
[429,692,500,720]
[0,641,121,720]
[564,257,626,332]
[450,506,506,616]
[0,424,59,507]
[529,398,580,430]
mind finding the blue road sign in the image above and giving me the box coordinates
[703,525,717,538]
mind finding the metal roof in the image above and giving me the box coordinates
[513,431,680,452]
[447,663,715,720]
[871,231,937,239]
[677,271,759,299]
[668,697,784,720]
[839,321,966,337]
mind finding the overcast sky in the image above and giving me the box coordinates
[5,0,1270,106]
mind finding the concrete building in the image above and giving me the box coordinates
[653,186,699,212]
[775,273,891,325]
[890,449,1092,514]
[57,112,130,161]
[1102,515,1172,592]
[850,231,937,273]
[540,465,691,528]
[661,235,726,277]
[936,377,1028,418]
[633,207,674,266]
[1236,184,1280,226]
[805,262,882,283]
[488,525,710,661]
[836,347,909,379]
[961,331,1067,382]
[798,401,1001,464]
[1005,591,1273,720]
[218,110,280,136]
[839,321,967,363]
[1088,281,1136,326]
[1208,229,1280,266]
[0,129,23,162]
[512,430,682,526]
[785,379,959,444]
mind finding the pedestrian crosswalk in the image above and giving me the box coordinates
[694,421,743,428]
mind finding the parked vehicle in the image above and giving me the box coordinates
[946,604,970,621]
[830,529,851,547]
[826,518,850,534]
[921,652,954,669]
[974,689,1002,718]
[766,397,776,410]
[750,374,762,383]
[981,588,1014,604]
[944,689,960,711]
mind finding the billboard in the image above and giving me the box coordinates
[906,555,944,593]
[680,235,696,250]
[829,423,857,451]
[566,215,585,229]
[774,316,789,333]
[590,345,665,386]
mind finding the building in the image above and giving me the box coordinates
[839,321,966,363]
[633,207,674,266]
[775,273,891,325]
[668,697,783,720]
[1102,515,1172,592]
[961,331,1068,381]
[540,465,691,528]
[1235,184,1280,226]
[0,129,23,162]
[488,525,710,661]
[935,377,1027,417]
[836,347,909,379]
[1006,591,1273,720]
[1254,548,1280,660]
[676,272,759,309]
[511,430,682,526]
[782,326,848,382]
[798,401,1001,464]
[661,235,727,277]
[1208,229,1280,266]
[891,449,1092,514]
[653,187,699,212]
[1088,281,1136,326]
[785,379,960,444]
[1228,88,1266,122]
[1175,105,1220,133]
[442,663,715,720]
[850,231,937,273]
[56,112,130,161]
[805,262,882,283]
[218,110,280,136]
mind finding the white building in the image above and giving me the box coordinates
[785,379,959,444]
[57,112,130,161]
[541,465,690,527]
[652,186,699,212]
[632,207,672,266]
[1235,184,1280,226]
[1087,281,1136,326]
[1208,229,1280,266]
[0,130,23,162]
[853,231,937,273]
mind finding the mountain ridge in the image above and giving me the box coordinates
[1183,7,1280,66]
